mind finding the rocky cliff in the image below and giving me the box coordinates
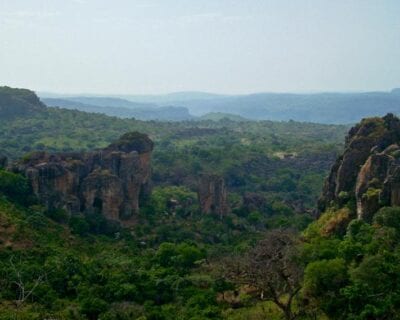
[14,132,153,225]
[198,174,229,217]
[319,113,400,221]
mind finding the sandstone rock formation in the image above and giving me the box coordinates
[198,174,229,217]
[14,132,153,225]
[319,113,400,221]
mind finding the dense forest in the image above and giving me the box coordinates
[2,87,400,319]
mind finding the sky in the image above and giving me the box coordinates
[0,0,399,95]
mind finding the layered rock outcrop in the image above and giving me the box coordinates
[198,174,229,217]
[14,132,153,225]
[319,113,400,221]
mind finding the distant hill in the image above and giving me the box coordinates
[0,86,45,118]
[39,92,227,105]
[43,97,193,121]
[160,91,400,124]
[119,91,228,104]
[40,89,400,124]
[65,96,157,109]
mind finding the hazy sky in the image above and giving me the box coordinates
[0,0,399,94]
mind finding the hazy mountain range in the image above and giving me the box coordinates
[40,89,400,123]
[42,97,193,121]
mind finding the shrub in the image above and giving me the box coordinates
[69,216,90,236]
[0,169,33,205]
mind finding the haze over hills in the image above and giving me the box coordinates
[42,97,193,121]
[177,91,400,123]
[119,92,228,104]
[40,89,400,124]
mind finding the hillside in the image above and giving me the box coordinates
[0,86,45,118]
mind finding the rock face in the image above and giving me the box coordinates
[198,174,229,217]
[319,113,400,221]
[15,132,153,225]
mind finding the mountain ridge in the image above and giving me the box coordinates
[39,88,400,124]
[43,97,193,121]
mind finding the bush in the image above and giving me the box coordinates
[156,242,204,270]
[45,208,69,223]
[79,297,108,320]
[69,216,90,236]
[304,258,348,317]
[374,206,400,235]
[0,169,33,205]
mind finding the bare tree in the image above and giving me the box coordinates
[9,256,46,319]
[221,229,303,320]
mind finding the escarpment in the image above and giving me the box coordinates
[319,113,400,221]
[14,132,153,225]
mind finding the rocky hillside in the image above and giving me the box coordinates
[319,113,400,221]
[13,132,153,225]
[0,86,45,118]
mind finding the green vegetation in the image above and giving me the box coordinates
[0,87,45,119]
[5,102,382,319]
[0,106,347,216]
[0,169,31,204]
[0,174,310,320]
[301,206,400,319]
